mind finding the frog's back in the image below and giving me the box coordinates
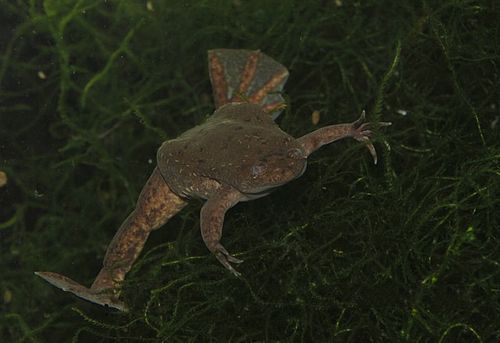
[157,103,306,197]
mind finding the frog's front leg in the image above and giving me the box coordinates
[36,167,187,311]
[297,110,391,164]
[200,186,245,276]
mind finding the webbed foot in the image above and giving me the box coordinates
[208,49,289,119]
[351,110,392,164]
[34,271,128,312]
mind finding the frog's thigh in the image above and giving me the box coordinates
[200,186,245,276]
[92,167,187,290]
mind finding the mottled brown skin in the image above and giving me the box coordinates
[35,49,390,311]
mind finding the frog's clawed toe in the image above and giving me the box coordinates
[213,244,243,277]
[34,271,128,312]
[351,110,391,165]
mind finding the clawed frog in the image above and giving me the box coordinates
[36,49,390,311]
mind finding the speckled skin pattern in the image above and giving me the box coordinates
[35,49,390,311]
[157,103,307,198]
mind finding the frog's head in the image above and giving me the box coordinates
[239,147,307,195]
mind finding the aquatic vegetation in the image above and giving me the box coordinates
[1,0,498,341]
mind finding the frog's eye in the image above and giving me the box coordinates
[287,148,304,159]
[251,162,267,178]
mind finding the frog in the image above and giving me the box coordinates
[35,49,391,311]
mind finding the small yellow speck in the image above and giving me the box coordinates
[146,1,154,11]
[37,71,47,79]
[311,110,320,125]
[3,289,12,304]
[0,170,7,187]
[465,226,476,241]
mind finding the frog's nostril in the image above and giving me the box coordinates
[251,163,266,178]
[287,148,304,159]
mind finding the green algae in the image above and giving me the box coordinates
[1,0,499,341]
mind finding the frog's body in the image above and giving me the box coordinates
[36,49,390,311]
[158,102,307,199]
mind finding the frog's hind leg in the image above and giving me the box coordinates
[208,49,289,119]
[35,167,187,311]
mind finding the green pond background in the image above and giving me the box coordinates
[1,1,499,342]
